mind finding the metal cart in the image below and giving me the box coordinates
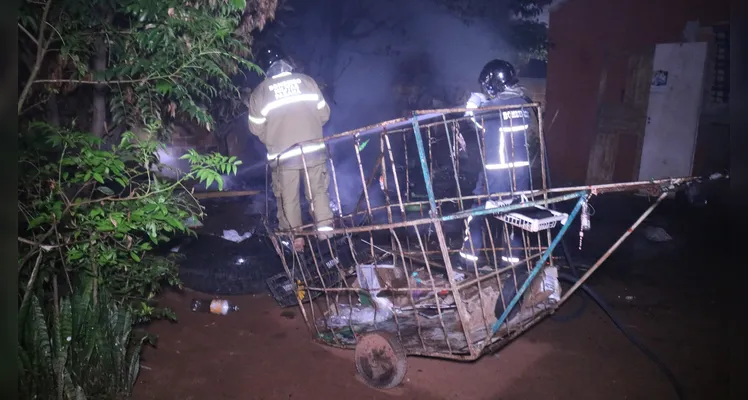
[266,104,707,389]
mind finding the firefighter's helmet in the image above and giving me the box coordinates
[478,59,518,98]
[256,45,286,73]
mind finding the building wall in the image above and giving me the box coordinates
[545,0,729,185]
[521,78,546,106]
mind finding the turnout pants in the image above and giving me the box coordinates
[271,162,334,232]
[460,167,530,266]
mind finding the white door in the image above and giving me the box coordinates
[638,42,708,181]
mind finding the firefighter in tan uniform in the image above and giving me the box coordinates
[248,47,334,251]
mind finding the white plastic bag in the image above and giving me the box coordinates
[327,297,394,327]
[221,229,253,243]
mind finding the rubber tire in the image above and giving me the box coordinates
[177,234,285,296]
[354,331,408,390]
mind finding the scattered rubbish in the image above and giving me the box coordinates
[280,310,296,319]
[643,226,672,242]
[222,229,253,243]
[190,298,239,315]
[464,285,502,331]
[183,216,203,228]
[326,297,394,327]
[418,308,455,319]
[542,266,561,303]
[357,264,395,296]
[455,131,467,153]
[625,296,635,301]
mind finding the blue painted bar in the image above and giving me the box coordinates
[490,193,588,336]
[411,112,438,214]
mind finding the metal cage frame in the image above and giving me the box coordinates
[265,103,704,364]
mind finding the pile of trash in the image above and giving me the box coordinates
[320,261,563,333]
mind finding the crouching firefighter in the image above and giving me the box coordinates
[247,46,335,252]
[458,59,535,271]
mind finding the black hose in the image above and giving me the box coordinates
[557,273,687,400]
[548,285,587,322]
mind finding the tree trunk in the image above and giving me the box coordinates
[46,93,60,126]
[91,37,108,137]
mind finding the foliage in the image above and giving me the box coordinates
[429,0,552,61]
[18,0,277,397]
[19,123,242,318]
[18,0,277,138]
[17,123,242,399]
[18,282,146,400]
[509,19,549,63]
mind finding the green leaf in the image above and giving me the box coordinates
[155,81,173,95]
[28,215,47,228]
[97,186,115,196]
[130,252,141,262]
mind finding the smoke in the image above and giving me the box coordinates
[261,0,515,213]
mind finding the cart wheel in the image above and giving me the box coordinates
[354,331,407,390]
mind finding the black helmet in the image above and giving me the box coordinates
[256,45,285,72]
[478,59,518,98]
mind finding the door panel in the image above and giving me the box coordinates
[638,42,708,180]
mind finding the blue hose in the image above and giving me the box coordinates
[557,273,687,400]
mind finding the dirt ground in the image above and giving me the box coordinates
[132,194,728,400]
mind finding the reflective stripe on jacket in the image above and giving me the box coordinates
[248,72,331,168]
[468,91,533,170]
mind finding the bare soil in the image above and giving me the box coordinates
[132,196,728,400]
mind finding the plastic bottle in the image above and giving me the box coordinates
[190,298,239,315]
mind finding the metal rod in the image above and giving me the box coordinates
[489,193,588,337]
[287,190,585,237]
[413,103,542,115]
[442,115,464,210]
[280,177,699,233]
[411,112,438,214]
[442,191,587,222]
[559,192,668,305]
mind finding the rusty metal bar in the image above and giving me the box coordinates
[442,115,464,210]
[488,194,588,339]
[559,192,668,305]
[413,103,542,115]
[284,190,585,237]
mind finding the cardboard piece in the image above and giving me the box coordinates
[522,266,561,310]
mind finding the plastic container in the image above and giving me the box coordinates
[190,298,239,315]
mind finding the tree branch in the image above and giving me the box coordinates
[18,0,54,113]
[19,251,44,313]
[33,77,154,85]
[18,23,38,46]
